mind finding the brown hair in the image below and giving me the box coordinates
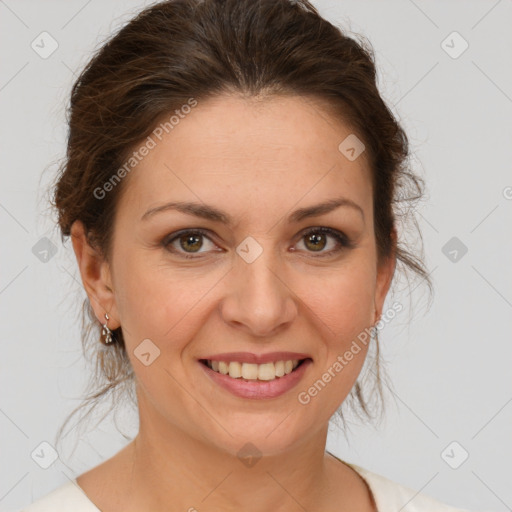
[51,0,432,448]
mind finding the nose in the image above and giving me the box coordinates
[220,250,298,338]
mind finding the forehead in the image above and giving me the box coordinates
[117,94,372,223]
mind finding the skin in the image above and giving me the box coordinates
[71,94,396,512]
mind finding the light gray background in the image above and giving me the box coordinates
[1,1,511,511]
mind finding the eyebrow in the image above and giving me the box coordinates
[141,197,364,224]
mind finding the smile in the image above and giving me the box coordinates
[198,358,313,399]
[200,358,306,381]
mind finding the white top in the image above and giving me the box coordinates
[21,461,472,511]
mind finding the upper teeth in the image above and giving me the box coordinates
[206,359,300,380]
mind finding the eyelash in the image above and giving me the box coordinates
[162,227,353,260]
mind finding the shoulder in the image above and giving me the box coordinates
[346,462,473,512]
[20,479,100,512]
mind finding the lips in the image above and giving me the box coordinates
[199,356,313,399]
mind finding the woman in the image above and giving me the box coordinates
[23,0,473,510]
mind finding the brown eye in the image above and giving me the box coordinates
[297,227,352,257]
[163,229,219,259]
[304,231,327,252]
[178,233,203,252]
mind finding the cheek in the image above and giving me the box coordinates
[302,274,375,408]
[296,259,376,395]
[300,261,376,339]
[112,252,222,346]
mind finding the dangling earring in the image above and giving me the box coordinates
[101,313,113,344]
[370,319,379,342]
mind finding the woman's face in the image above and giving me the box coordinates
[84,94,394,456]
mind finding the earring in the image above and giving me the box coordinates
[370,322,378,342]
[101,313,113,344]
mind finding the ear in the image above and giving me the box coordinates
[70,220,120,330]
[373,226,397,324]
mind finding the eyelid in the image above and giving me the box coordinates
[294,226,353,256]
[162,228,218,257]
[162,226,353,259]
